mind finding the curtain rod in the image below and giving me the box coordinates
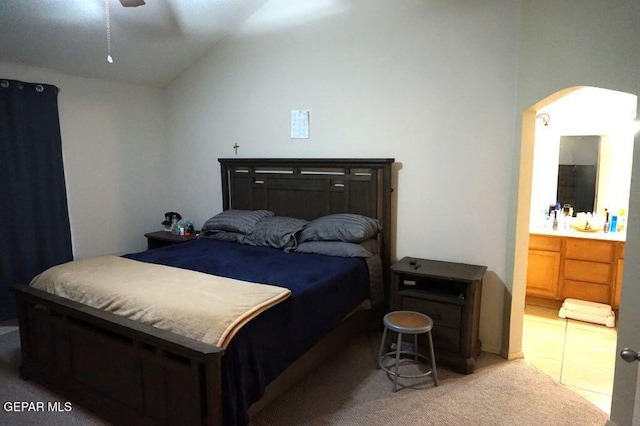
[0,79,61,93]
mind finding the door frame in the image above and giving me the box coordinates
[509,87,579,360]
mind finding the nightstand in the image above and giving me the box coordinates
[390,257,486,374]
[144,230,199,250]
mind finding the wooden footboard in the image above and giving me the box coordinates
[12,284,225,426]
[12,284,375,425]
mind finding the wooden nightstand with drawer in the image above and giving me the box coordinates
[390,257,487,374]
[144,230,199,250]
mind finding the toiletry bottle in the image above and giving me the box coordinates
[604,209,609,233]
[552,211,558,230]
[619,208,626,231]
[610,215,617,233]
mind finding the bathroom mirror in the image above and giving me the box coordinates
[529,87,635,232]
[556,135,600,214]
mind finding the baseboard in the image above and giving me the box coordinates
[481,344,502,356]
[500,349,524,360]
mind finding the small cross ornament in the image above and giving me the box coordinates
[233,143,240,155]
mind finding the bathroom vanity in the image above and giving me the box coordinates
[526,96,634,313]
[526,229,625,310]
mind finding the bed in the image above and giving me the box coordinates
[12,158,394,425]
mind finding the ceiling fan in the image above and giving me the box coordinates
[119,0,146,7]
[104,0,145,64]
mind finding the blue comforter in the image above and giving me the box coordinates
[125,238,369,425]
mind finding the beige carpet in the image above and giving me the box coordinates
[250,334,609,426]
[0,327,609,425]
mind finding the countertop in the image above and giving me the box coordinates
[530,226,626,242]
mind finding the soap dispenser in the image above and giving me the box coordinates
[610,215,617,233]
[552,211,558,230]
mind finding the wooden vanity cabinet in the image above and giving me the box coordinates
[526,234,625,309]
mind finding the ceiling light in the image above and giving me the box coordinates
[120,0,146,6]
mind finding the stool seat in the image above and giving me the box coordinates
[384,311,433,334]
[378,310,438,391]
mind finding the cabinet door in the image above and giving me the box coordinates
[565,238,614,263]
[526,250,561,298]
[614,243,625,309]
[614,259,624,309]
[563,259,611,284]
[562,279,610,304]
[529,235,562,252]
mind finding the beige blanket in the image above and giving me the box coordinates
[30,256,291,348]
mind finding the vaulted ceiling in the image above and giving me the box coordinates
[0,0,269,88]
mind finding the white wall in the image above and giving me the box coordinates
[165,0,521,354]
[598,132,634,216]
[529,121,560,228]
[0,62,168,258]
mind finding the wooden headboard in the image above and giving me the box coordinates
[218,158,395,296]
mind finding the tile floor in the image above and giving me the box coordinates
[523,304,617,414]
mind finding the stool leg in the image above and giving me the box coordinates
[393,332,402,392]
[414,334,419,362]
[427,330,439,386]
[377,327,388,370]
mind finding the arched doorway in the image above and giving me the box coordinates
[515,86,637,413]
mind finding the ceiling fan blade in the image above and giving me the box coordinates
[119,0,146,7]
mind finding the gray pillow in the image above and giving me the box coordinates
[299,213,382,243]
[200,231,247,243]
[294,240,375,258]
[246,216,309,249]
[201,209,274,235]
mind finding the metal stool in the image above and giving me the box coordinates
[378,310,439,391]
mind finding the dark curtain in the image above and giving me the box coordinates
[0,79,73,321]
